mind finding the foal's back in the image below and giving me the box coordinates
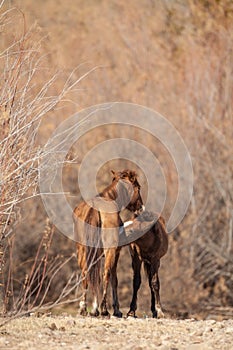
[129,212,168,261]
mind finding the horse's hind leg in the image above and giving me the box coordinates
[89,295,100,317]
[127,246,142,318]
[149,261,164,318]
[89,249,101,317]
[79,271,88,316]
[110,248,122,318]
[89,263,101,317]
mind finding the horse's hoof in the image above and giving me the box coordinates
[113,310,123,318]
[101,310,110,317]
[90,309,100,317]
[152,311,158,318]
[80,309,88,316]
[127,311,137,318]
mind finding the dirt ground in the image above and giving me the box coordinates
[0,313,232,350]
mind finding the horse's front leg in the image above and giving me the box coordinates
[100,214,120,317]
[100,249,112,317]
[110,247,122,317]
[127,245,142,318]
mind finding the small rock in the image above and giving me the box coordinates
[159,346,170,350]
[226,327,233,334]
[66,319,76,327]
[48,322,58,331]
[191,330,203,337]
[206,320,216,325]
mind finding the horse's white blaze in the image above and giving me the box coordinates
[124,220,134,228]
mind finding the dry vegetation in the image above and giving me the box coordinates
[0,0,233,324]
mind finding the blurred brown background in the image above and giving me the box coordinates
[1,0,233,319]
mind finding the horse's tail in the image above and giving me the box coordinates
[85,246,102,291]
[84,208,102,293]
[74,204,102,293]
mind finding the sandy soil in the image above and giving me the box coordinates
[0,314,232,350]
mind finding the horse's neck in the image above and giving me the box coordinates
[99,182,118,201]
[99,180,132,210]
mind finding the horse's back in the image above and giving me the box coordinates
[73,200,101,247]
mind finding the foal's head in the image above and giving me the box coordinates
[111,169,144,214]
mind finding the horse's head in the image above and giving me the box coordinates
[111,169,144,215]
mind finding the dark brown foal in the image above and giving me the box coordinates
[125,211,168,318]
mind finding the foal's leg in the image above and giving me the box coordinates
[110,247,122,317]
[127,247,142,318]
[149,261,164,318]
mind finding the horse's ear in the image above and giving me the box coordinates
[130,171,137,183]
[111,170,117,181]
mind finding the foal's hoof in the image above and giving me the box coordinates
[152,309,164,318]
[127,310,137,318]
[113,310,123,318]
[157,308,165,319]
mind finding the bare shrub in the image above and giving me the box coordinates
[0,5,89,314]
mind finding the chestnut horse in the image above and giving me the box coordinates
[73,169,143,317]
[124,211,168,318]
